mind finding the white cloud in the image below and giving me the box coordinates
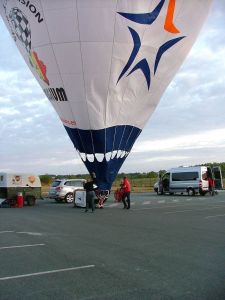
[146,156,190,163]
[0,107,19,115]
[133,128,225,154]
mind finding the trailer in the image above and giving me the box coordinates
[0,173,42,206]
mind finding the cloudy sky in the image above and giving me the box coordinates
[0,0,224,176]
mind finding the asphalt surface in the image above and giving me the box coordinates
[0,192,225,300]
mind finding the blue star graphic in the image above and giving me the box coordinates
[117,1,185,90]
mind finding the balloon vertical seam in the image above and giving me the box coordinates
[38,0,73,127]
[74,0,93,157]
[104,0,119,157]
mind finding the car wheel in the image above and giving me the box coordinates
[65,193,74,203]
[187,188,195,196]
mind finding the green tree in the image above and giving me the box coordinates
[40,175,53,186]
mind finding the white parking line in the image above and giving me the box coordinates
[164,206,225,215]
[133,204,189,211]
[143,201,151,205]
[164,209,193,214]
[0,231,14,234]
[0,265,95,281]
[108,203,120,208]
[17,232,43,236]
[0,244,45,250]
[205,214,225,219]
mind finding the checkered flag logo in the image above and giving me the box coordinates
[9,7,31,53]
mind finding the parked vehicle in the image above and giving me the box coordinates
[48,179,86,203]
[0,173,41,206]
[154,166,211,196]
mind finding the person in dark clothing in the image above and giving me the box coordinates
[158,174,163,195]
[84,178,97,212]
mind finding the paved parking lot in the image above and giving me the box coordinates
[0,192,225,300]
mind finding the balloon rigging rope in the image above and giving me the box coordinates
[124,126,135,154]
[111,126,118,158]
[117,125,126,153]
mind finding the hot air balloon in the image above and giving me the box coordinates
[0,0,212,196]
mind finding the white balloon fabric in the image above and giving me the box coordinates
[0,0,212,190]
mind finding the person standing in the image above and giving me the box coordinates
[208,176,215,196]
[158,174,163,195]
[83,177,97,212]
[121,176,131,209]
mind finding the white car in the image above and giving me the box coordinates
[48,179,86,203]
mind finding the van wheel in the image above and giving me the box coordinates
[26,196,36,206]
[65,193,74,203]
[157,189,163,195]
[187,188,195,196]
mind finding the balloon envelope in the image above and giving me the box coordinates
[0,0,212,190]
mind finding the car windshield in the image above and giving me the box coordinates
[51,180,61,187]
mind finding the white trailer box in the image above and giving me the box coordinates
[0,173,42,206]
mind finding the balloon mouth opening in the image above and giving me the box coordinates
[77,150,129,162]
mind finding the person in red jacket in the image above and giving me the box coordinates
[208,176,215,196]
[121,176,131,209]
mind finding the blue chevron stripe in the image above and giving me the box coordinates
[118,0,165,25]
[154,36,186,74]
[117,27,141,84]
[127,58,151,90]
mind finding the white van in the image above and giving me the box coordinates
[0,173,42,206]
[154,166,209,196]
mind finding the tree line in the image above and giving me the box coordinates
[39,162,225,186]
